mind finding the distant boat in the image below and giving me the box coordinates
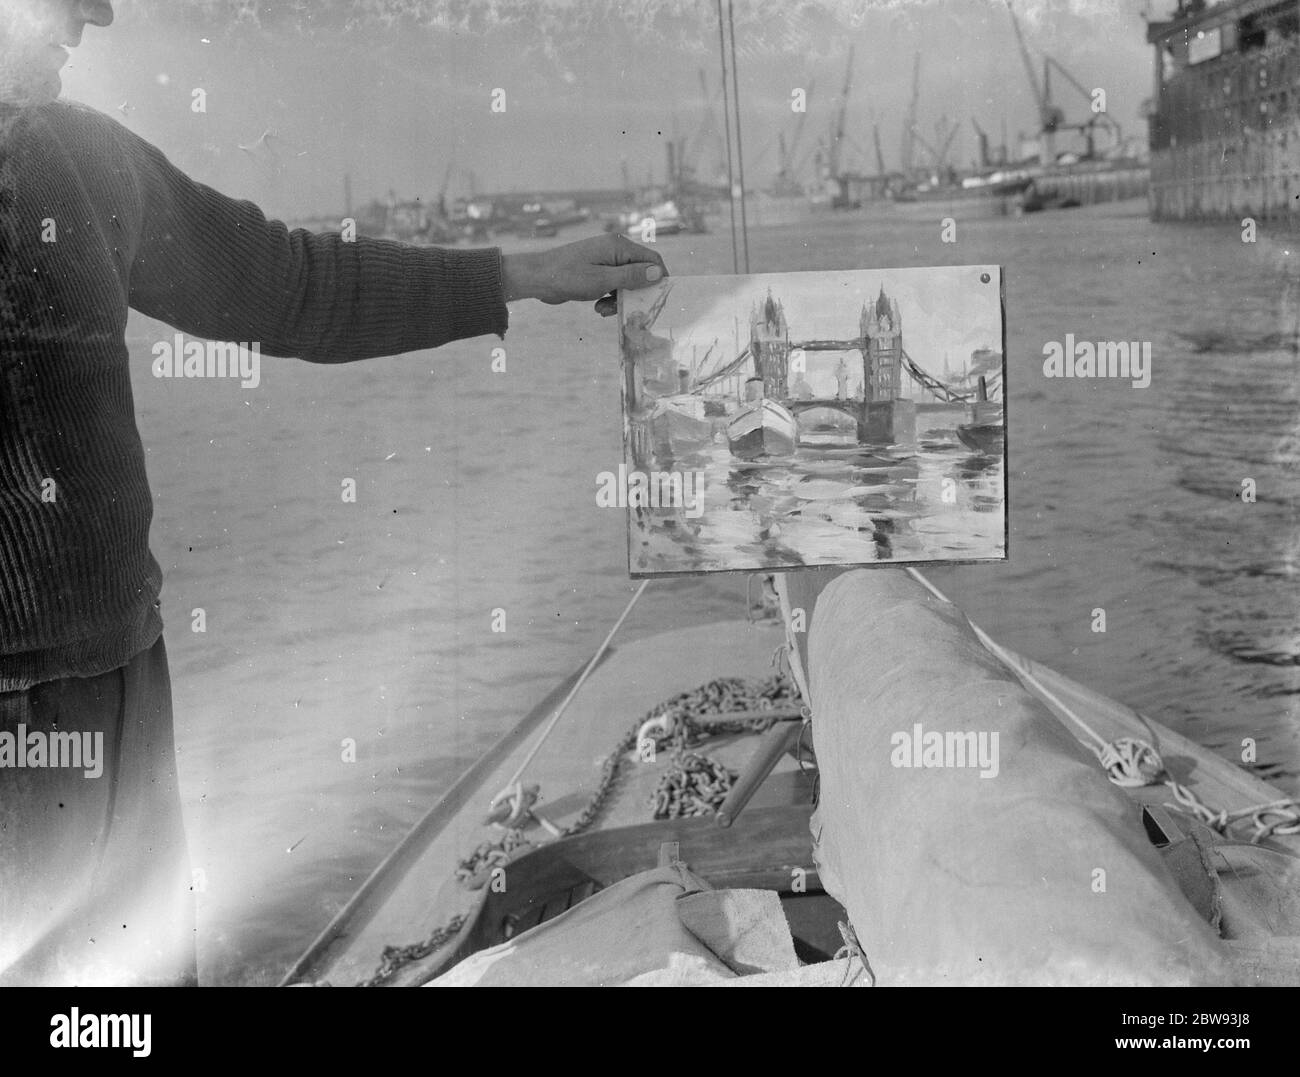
[606,199,706,237]
[651,397,714,451]
[955,375,1004,458]
[892,171,1034,217]
[727,398,798,460]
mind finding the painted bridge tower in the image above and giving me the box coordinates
[861,285,903,403]
[856,285,915,445]
[750,290,790,400]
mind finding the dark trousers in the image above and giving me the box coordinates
[0,637,197,985]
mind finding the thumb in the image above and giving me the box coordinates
[610,262,665,292]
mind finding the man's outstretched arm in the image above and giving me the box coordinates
[122,126,665,361]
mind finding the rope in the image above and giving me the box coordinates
[904,567,1300,845]
[904,567,1109,751]
[489,580,649,812]
[833,920,875,988]
[773,573,813,713]
[1095,736,1165,788]
[459,675,799,885]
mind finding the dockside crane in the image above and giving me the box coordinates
[1006,0,1064,163]
[1040,54,1124,157]
[910,115,959,178]
[1005,0,1122,163]
[687,68,728,191]
[900,53,920,179]
[971,117,990,169]
[827,46,856,207]
[773,78,814,195]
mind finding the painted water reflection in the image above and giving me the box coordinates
[630,403,1006,574]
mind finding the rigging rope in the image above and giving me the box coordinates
[773,573,813,710]
[457,675,800,886]
[487,579,650,817]
[904,567,1300,844]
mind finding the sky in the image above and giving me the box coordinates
[623,265,1003,385]
[57,0,1176,221]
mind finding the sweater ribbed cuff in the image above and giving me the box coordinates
[454,246,509,342]
[404,245,508,347]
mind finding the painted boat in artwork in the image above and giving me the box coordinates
[955,399,1004,456]
[650,397,715,451]
[726,398,798,460]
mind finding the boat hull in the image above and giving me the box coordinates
[727,399,797,460]
[1023,165,1149,212]
[1150,124,1300,221]
[955,399,1003,455]
[1146,11,1300,221]
[891,179,1031,219]
[955,423,1004,456]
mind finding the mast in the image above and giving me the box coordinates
[727,0,750,272]
[715,0,739,273]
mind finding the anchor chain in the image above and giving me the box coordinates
[354,914,469,988]
[651,751,738,819]
[453,674,800,879]
[453,826,532,887]
[353,674,799,986]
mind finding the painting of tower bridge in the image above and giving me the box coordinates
[619,266,1006,576]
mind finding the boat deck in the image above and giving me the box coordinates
[288,620,799,985]
[284,607,1300,987]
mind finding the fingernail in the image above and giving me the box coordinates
[645,265,663,282]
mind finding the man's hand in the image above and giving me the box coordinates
[501,234,668,317]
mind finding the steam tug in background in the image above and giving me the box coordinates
[1145,0,1300,220]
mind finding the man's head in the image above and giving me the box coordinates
[0,1,112,106]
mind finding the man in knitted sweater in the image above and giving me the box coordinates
[0,0,668,985]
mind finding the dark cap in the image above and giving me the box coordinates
[77,1,114,27]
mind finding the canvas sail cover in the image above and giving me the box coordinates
[430,568,1233,986]
[803,569,1231,985]
[426,862,811,987]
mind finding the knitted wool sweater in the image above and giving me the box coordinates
[0,101,508,690]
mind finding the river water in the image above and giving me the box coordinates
[126,197,1298,984]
